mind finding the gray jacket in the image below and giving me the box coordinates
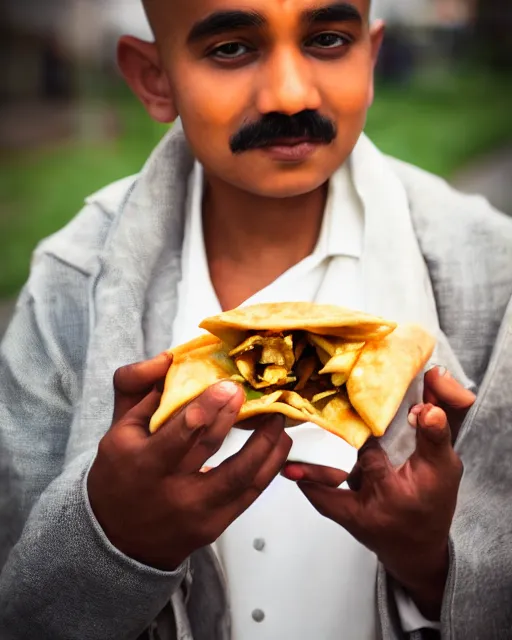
[1,125,512,640]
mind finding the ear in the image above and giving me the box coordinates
[117,36,177,123]
[365,20,386,108]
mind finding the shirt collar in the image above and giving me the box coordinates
[188,158,364,263]
[322,159,364,260]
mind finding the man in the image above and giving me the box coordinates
[1,1,512,639]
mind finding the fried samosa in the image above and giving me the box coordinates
[149,302,435,449]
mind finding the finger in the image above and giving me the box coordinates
[221,429,293,522]
[357,437,393,487]
[414,403,453,465]
[407,403,424,428]
[424,387,438,406]
[110,389,164,444]
[177,406,271,474]
[347,461,363,491]
[298,482,360,532]
[113,352,173,422]
[148,381,244,471]
[205,415,288,505]
[424,367,476,411]
[424,367,476,441]
[281,463,349,488]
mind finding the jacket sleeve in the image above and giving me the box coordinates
[376,295,512,640]
[440,294,512,639]
[0,251,187,639]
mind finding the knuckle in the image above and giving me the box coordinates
[451,453,464,479]
[250,473,270,496]
[359,437,381,456]
[227,465,249,493]
[359,447,384,468]
[224,459,256,494]
[257,426,281,450]
[97,433,121,463]
[184,402,208,431]
[113,364,132,391]
[197,434,223,457]
[101,429,137,462]
[360,457,387,479]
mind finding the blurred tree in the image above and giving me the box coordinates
[475,0,512,69]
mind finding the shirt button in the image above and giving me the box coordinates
[252,609,265,623]
[253,538,266,551]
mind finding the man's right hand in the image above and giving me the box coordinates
[87,352,291,571]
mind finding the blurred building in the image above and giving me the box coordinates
[372,0,475,26]
[372,0,477,82]
[0,0,151,103]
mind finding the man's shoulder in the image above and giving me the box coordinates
[388,156,512,385]
[387,156,512,243]
[35,174,139,276]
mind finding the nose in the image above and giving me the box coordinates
[256,47,322,116]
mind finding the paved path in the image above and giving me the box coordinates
[451,146,512,216]
[1,147,511,340]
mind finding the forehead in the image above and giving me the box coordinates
[150,0,370,38]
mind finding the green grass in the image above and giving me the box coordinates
[366,70,512,176]
[0,98,168,298]
[1,69,511,298]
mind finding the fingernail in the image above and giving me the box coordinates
[437,366,448,377]
[407,411,418,428]
[214,380,240,402]
[407,403,423,427]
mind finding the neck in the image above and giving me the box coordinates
[202,175,328,310]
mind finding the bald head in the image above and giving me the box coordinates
[141,0,372,38]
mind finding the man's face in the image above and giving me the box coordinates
[143,0,381,197]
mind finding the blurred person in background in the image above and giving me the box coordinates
[1,1,512,639]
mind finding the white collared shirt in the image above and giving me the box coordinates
[170,161,438,639]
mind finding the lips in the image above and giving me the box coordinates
[263,137,319,147]
[258,138,324,162]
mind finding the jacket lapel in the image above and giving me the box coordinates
[71,124,193,457]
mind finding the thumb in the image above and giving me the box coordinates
[113,352,173,422]
[415,403,452,464]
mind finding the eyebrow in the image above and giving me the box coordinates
[304,2,363,25]
[187,3,362,44]
[187,10,264,44]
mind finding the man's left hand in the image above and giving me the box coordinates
[282,403,463,621]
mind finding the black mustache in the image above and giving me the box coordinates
[230,110,337,154]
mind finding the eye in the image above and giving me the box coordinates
[209,42,252,60]
[306,32,350,50]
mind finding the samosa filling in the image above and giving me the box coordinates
[228,331,365,406]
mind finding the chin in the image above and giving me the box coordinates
[229,159,342,199]
[245,175,329,199]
